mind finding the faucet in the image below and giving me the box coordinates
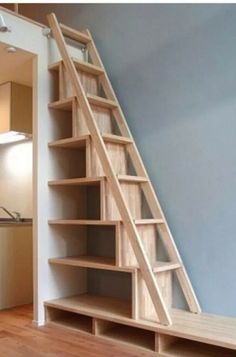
[0,206,21,222]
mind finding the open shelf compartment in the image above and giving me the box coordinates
[46,305,93,334]
[94,318,156,352]
[157,334,236,357]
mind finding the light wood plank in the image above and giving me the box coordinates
[48,177,103,186]
[48,134,132,149]
[87,93,117,109]
[48,219,119,226]
[48,256,135,272]
[48,136,88,149]
[48,97,74,111]
[49,58,104,76]
[102,133,133,145]
[118,175,148,183]
[60,23,91,44]
[45,294,132,320]
[153,262,182,273]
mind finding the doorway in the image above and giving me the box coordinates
[0,42,35,316]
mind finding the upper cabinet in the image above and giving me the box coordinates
[0,82,32,135]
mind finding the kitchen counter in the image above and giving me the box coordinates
[0,219,32,227]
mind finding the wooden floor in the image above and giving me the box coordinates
[0,305,154,357]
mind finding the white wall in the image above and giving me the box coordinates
[0,141,32,218]
[0,8,84,325]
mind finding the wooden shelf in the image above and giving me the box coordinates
[134,219,164,225]
[118,175,148,183]
[161,338,236,357]
[102,133,133,145]
[48,176,148,186]
[153,262,181,273]
[49,219,119,226]
[45,294,132,320]
[49,95,117,111]
[48,134,132,149]
[48,97,74,111]
[49,255,135,273]
[87,94,118,109]
[48,177,103,186]
[49,58,104,76]
[48,136,89,149]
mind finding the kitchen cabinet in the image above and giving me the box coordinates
[0,82,32,135]
[0,225,33,309]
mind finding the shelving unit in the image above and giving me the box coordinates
[45,14,236,356]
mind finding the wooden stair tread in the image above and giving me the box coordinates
[48,134,132,149]
[48,176,148,186]
[102,133,133,145]
[48,136,89,149]
[49,58,104,76]
[60,23,91,44]
[48,97,74,111]
[152,261,182,273]
[134,219,164,225]
[49,95,117,111]
[48,177,103,186]
[87,94,118,109]
[49,219,119,226]
[45,294,132,320]
[117,175,148,183]
[49,256,135,272]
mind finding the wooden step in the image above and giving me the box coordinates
[49,219,119,226]
[152,262,182,273]
[118,175,148,183]
[48,256,135,273]
[134,219,164,225]
[49,58,104,76]
[48,97,74,111]
[87,94,118,109]
[48,176,148,186]
[49,95,117,111]
[48,177,103,187]
[48,134,132,149]
[48,136,89,149]
[60,23,91,44]
[45,294,132,320]
[102,133,133,145]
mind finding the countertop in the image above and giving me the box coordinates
[0,219,33,227]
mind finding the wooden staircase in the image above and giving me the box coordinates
[46,12,201,328]
[43,13,236,356]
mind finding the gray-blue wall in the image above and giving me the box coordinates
[22,4,236,317]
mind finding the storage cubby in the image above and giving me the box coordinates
[49,184,101,220]
[49,147,86,179]
[48,223,119,266]
[50,105,73,141]
[158,335,236,357]
[95,319,156,352]
[46,306,93,334]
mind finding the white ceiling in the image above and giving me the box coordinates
[0,42,34,86]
